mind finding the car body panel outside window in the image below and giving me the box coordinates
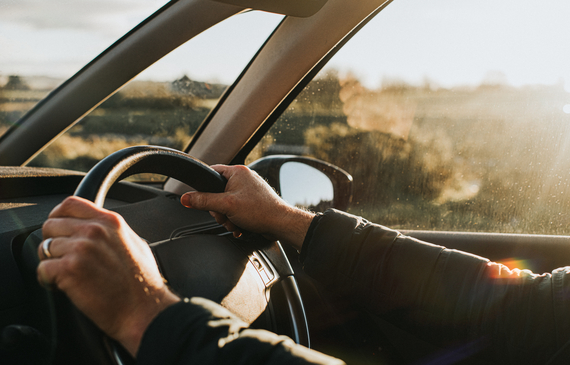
[248,0,570,235]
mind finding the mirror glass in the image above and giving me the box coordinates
[280,162,334,210]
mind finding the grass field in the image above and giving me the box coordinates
[3,73,570,234]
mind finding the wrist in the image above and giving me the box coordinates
[118,289,181,357]
[272,206,315,251]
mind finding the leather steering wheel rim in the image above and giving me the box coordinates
[59,146,228,364]
[42,145,308,364]
[74,145,227,205]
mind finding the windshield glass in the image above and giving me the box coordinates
[0,0,169,139]
[22,10,283,175]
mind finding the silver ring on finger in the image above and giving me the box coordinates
[42,237,54,259]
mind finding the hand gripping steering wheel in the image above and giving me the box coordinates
[25,146,308,365]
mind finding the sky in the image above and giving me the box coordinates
[1,0,570,91]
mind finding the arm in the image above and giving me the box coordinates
[137,297,343,365]
[37,196,343,364]
[183,166,570,363]
[301,209,570,364]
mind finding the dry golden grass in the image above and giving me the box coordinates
[34,126,191,173]
[41,134,149,162]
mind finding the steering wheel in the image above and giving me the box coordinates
[73,145,227,206]
[23,146,309,364]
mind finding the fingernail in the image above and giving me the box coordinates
[180,194,191,208]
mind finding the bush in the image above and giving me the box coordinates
[305,122,454,207]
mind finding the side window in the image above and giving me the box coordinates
[248,0,570,235]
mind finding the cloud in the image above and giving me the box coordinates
[0,0,164,34]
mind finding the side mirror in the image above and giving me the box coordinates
[249,155,352,211]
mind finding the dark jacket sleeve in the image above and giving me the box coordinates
[300,209,570,364]
[137,297,345,365]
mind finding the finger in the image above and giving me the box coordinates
[48,196,103,220]
[38,238,52,261]
[210,164,251,181]
[180,191,229,214]
[42,217,99,240]
[209,164,235,179]
[208,211,239,235]
[37,257,62,288]
[37,236,70,260]
[222,220,238,232]
[209,211,227,224]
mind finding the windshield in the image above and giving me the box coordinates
[9,6,283,174]
[0,0,169,139]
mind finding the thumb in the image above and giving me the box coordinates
[180,191,225,212]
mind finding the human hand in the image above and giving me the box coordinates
[36,196,180,356]
[180,165,315,251]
